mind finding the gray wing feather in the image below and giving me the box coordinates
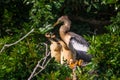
[69,36,92,62]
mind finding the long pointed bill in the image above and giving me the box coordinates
[53,21,59,27]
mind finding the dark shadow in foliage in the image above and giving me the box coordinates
[0,0,33,37]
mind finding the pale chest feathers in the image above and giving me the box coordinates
[50,43,61,51]
[50,43,61,63]
[60,48,75,64]
[63,34,71,47]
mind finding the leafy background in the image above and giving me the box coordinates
[0,0,120,80]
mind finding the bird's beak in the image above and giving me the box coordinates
[53,21,59,27]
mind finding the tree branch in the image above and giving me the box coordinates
[70,16,111,26]
[0,29,34,54]
[28,43,51,80]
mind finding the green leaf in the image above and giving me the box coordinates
[39,24,53,34]
[87,5,92,12]
[106,0,118,4]
[93,3,98,9]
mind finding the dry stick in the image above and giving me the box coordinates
[42,53,48,66]
[0,29,34,54]
[28,60,41,80]
[42,43,48,66]
[43,43,48,56]
[72,65,77,80]
[28,43,51,80]
[28,52,51,80]
[34,54,51,77]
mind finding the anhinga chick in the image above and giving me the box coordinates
[48,33,76,65]
[58,40,75,65]
[45,33,61,63]
[53,16,92,63]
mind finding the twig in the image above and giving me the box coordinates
[34,54,51,77]
[28,43,51,80]
[71,15,111,26]
[72,65,77,80]
[0,29,34,54]
[43,43,48,56]
[28,61,41,80]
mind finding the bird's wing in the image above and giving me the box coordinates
[70,37,88,52]
[69,32,89,46]
[68,33,92,62]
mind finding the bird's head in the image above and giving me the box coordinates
[45,32,51,38]
[45,32,56,39]
[53,16,69,27]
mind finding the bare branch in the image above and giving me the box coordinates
[42,43,50,67]
[34,55,51,77]
[28,52,51,80]
[43,43,48,56]
[28,43,51,80]
[71,16,111,26]
[0,29,34,54]
[27,61,40,80]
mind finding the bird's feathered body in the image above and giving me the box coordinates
[45,33,75,64]
[50,41,61,62]
[58,40,75,64]
[61,32,92,62]
[69,32,92,62]
[45,33,61,63]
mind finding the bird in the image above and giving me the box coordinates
[47,32,76,65]
[56,38,76,65]
[53,16,92,63]
[45,32,84,69]
[45,32,61,63]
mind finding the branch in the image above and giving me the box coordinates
[0,29,34,54]
[28,43,51,80]
[70,16,111,26]
[34,53,51,77]
[43,43,48,56]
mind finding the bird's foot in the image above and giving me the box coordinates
[69,59,83,69]
[76,59,83,66]
[69,59,77,69]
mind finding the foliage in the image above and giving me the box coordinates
[60,0,119,17]
[0,0,120,80]
[37,60,72,80]
[84,12,120,79]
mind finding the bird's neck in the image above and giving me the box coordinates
[59,22,70,41]
[59,40,69,50]
[49,39,56,44]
